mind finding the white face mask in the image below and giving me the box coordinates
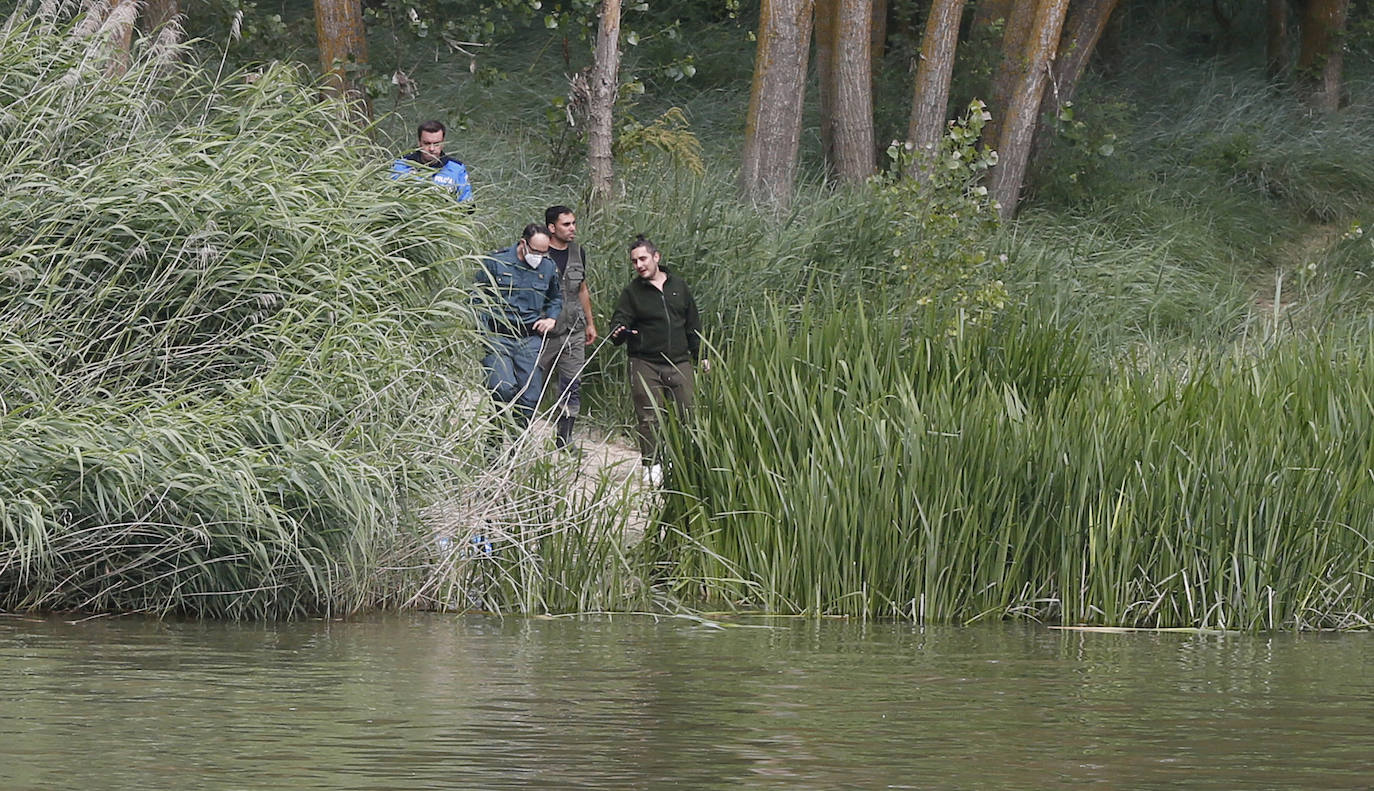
[524,251,544,268]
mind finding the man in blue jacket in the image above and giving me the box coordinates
[391,120,474,205]
[476,224,562,427]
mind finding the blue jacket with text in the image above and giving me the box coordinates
[391,153,473,203]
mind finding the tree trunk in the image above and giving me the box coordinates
[831,0,875,181]
[740,0,815,206]
[906,0,967,181]
[106,0,136,76]
[1031,0,1117,166]
[972,0,1013,30]
[983,0,1037,147]
[313,0,371,125]
[816,0,839,168]
[1266,0,1289,81]
[1044,0,1118,117]
[1297,0,1349,111]
[989,0,1069,220]
[140,0,180,34]
[871,0,888,70]
[587,0,621,213]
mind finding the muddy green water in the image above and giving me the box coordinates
[1,614,1370,790]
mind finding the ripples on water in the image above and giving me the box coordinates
[1,613,1370,790]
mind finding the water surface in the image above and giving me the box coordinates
[1,613,1369,789]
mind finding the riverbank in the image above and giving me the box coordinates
[3,6,1372,628]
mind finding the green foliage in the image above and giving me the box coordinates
[363,0,733,104]
[0,4,488,617]
[873,100,1007,326]
[547,71,703,182]
[1031,98,1130,204]
[613,106,704,177]
[14,0,1374,628]
[659,307,1374,629]
[1004,214,1254,352]
[476,457,656,614]
[1035,44,1374,226]
[182,0,295,56]
[1025,51,1374,349]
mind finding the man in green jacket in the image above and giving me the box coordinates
[609,235,708,485]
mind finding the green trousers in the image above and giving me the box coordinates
[628,356,695,462]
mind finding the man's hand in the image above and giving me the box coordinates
[532,317,556,336]
[584,324,599,346]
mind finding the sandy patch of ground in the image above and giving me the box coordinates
[410,419,658,610]
[529,417,657,542]
[423,417,655,551]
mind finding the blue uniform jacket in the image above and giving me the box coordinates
[391,154,474,202]
[476,245,562,333]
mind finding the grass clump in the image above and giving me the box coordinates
[1026,50,1374,345]
[659,308,1374,630]
[0,4,490,617]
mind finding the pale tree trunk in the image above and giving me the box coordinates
[1044,0,1117,115]
[1032,0,1117,165]
[832,0,875,181]
[1297,0,1349,111]
[313,0,371,126]
[1267,0,1289,81]
[983,0,1037,148]
[740,0,815,206]
[106,0,137,76]
[818,0,874,182]
[140,0,179,33]
[989,0,1069,220]
[587,0,621,213]
[816,0,839,168]
[871,0,888,71]
[906,0,966,181]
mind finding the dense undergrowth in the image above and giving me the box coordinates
[4,3,1372,628]
[427,14,1374,629]
[0,6,488,616]
[658,309,1374,630]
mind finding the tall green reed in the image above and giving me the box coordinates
[659,307,1373,630]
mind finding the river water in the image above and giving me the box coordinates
[1,613,1369,790]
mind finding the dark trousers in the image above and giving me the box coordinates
[628,356,694,462]
[483,334,545,425]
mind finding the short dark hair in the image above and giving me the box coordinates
[545,205,575,227]
[417,120,445,138]
[521,223,548,243]
[628,234,658,255]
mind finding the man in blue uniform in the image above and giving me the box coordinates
[476,224,562,426]
[391,120,474,205]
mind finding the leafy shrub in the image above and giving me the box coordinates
[0,4,486,616]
